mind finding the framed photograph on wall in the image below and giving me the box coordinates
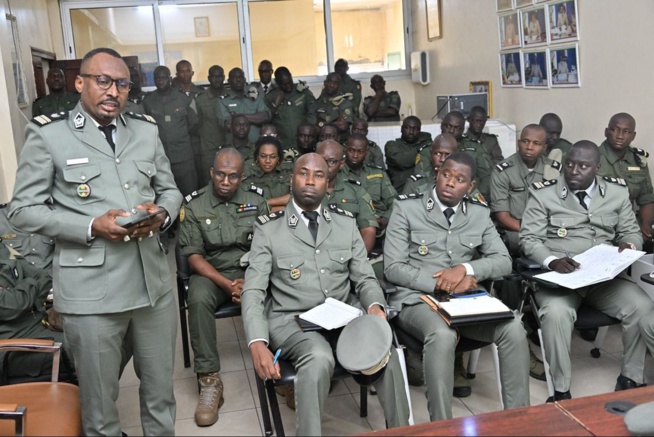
[499,51,523,87]
[523,49,550,89]
[548,0,579,43]
[194,17,210,38]
[515,0,533,8]
[550,44,580,87]
[497,0,513,12]
[426,0,442,41]
[521,7,547,47]
[498,12,521,50]
[469,81,493,117]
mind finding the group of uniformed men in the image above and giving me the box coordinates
[4,47,654,436]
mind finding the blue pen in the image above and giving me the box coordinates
[265,348,282,382]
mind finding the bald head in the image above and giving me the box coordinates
[316,140,343,156]
[214,148,244,172]
[294,153,328,175]
[211,148,244,201]
[432,133,458,151]
[569,140,600,163]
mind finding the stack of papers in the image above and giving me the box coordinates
[299,298,363,330]
[421,294,514,326]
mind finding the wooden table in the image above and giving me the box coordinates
[360,386,654,436]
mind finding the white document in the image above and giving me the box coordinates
[299,297,363,330]
[535,244,645,289]
[433,295,512,317]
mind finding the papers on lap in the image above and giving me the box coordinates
[299,297,363,330]
[420,294,514,326]
[535,244,645,289]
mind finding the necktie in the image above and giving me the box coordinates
[99,125,116,152]
[575,191,588,210]
[302,211,319,242]
[443,207,455,225]
[263,84,268,94]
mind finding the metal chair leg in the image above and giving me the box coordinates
[359,385,368,417]
[591,325,609,358]
[177,285,191,369]
[467,348,481,378]
[265,380,285,437]
[255,372,274,436]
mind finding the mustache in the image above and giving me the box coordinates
[101,97,120,105]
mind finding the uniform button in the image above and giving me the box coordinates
[448,231,451,234]
[77,257,83,263]
[340,257,344,261]
[469,243,473,247]
[588,214,592,218]
[138,237,143,241]
[81,175,86,181]
[316,249,320,254]
[30,233,34,237]
[421,240,425,243]
[147,170,152,175]
[124,183,129,189]
[116,158,121,164]
[8,243,13,247]
[448,250,452,254]
[32,248,36,252]
[324,289,328,294]
[320,269,325,274]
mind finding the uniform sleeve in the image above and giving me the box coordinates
[490,168,511,213]
[306,101,317,125]
[255,96,272,117]
[178,203,206,257]
[519,189,554,265]
[216,99,230,127]
[0,263,52,322]
[616,187,644,249]
[489,137,504,164]
[378,174,398,218]
[388,92,401,111]
[385,141,417,171]
[355,189,379,229]
[636,162,654,206]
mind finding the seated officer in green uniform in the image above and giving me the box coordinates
[243,153,410,436]
[352,118,385,170]
[244,136,291,212]
[462,106,503,165]
[32,68,80,117]
[491,124,561,254]
[520,140,654,402]
[539,113,572,162]
[597,112,654,243]
[308,72,354,142]
[363,75,401,122]
[0,203,54,271]
[221,114,255,172]
[403,133,458,195]
[335,58,362,117]
[385,116,432,192]
[317,140,378,254]
[319,124,339,142]
[384,152,529,421]
[179,148,269,427]
[196,65,227,187]
[266,67,315,150]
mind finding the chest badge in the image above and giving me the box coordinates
[557,228,567,238]
[77,183,91,198]
[418,245,429,256]
[290,268,301,280]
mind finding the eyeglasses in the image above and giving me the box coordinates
[213,170,242,183]
[80,74,132,92]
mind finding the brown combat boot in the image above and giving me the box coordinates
[195,372,224,426]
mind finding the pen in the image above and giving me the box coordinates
[565,251,572,258]
[265,348,282,382]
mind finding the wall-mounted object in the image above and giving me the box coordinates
[469,81,493,118]
[426,0,442,41]
[411,51,430,85]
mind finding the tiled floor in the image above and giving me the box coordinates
[115,253,654,435]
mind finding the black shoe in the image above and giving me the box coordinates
[545,390,571,403]
[453,384,472,398]
[453,353,472,398]
[579,327,598,342]
[615,374,646,391]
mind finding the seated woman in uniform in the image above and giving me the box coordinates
[244,136,291,212]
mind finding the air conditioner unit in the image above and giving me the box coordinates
[436,93,489,119]
[411,51,429,85]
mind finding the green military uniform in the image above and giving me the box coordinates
[365,140,385,169]
[241,202,410,435]
[0,204,54,271]
[217,90,271,144]
[9,103,183,436]
[179,182,268,374]
[243,166,291,200]
[32,92,80,117]
[383,191,528,420]
[490,153,561,252]
[307,92,355,138]
[338,74,362,117]
[340,163,396,220]
[520,175,654,393]
[546,138,573,163]
[324,174,378,231]
[402,170,436,195]
[143,89,199,196]
[384,137,433,192]
[598,141,654,210]
[179,83,204,99]
[122,91,147,114]
[265,83,316,149]
[178,84,205,187]
[459,134,502,202]
[363,91,401,122]
[463,132,504,164]
[195,89,227,186]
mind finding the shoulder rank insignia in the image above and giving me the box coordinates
[249,185,264,196]
[633,148,650,158]
[465,195,489,208]
[346,179,361,186]
[124,112,157,124]
[184,190,201,204]
[366,164,384,170]
[322,208,332,222]
[31,111,68,127]
[396,193,423,200]
[551,160,562,170]
[409,174,426,181]
[603,176,628,186]
[495,161,512,172]
[531,179,558,190]
[328,204,354,217]
[257,210,285,225]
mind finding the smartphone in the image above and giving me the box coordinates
[116,208,166,229]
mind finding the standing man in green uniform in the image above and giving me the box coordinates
[462,106,503,165]
[221,114,255,171]
[352,118,385,169]
[335,58,362,117]
[308,72,354,142]
[123,65,146,114]
[9,48,182,435]
[176,60,204,98]
[363,75,401,122]
[385,116,432,192]
[520,141,654,402]
[218,68,271,144]
[32,68,79,117]
[196,65,227,186]
[597,112,654,242]
[384,152,529,421]
[266,67,315,150]
[243,153,410,436]
[143,65,199,196]
[539,113,573,162]
[179,148,268,427]
[317,140,378,253]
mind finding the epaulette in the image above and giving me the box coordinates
[328,204,354,218]
[0,203,6,208]
[346,179,361,186]
[257,210,285,225]
[249,184,265,196]
[184,189,202,204]
[219,93,230,100]
[125,112,156,124]
[633,147,650,158]
[550,160,562,170]
[365,164,383,170]
[409,174,426,181]
[531,179,557,190]
[31,111,68,127]
[603,176,628,187]
[465,195,488,208]
[396,193,423,200]
[495,161,513,172]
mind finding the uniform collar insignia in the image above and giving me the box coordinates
[462,201,467,215]
[119,114,126,126]
[561,187,568,199]
[599,184,606,197]
[73,112,85,129]
[288,213,299,227]
[426,197,435,211]
[323,208,332,222]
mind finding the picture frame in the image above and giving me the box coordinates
[6,14,28,108]
[515,0,533,7]
[548,0,579,43]
[499,51,524,87]
[498,12,521,50]
[496,0,513,12]
[523,49,550,89]
[194,16,210,38]
[426,0,442,41]
[469,81,493,117]
[550,44,580,87]
[521,7,547,47]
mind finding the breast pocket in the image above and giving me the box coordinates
[276,254,307,285]
[62,164,105,205]
[199,218,222,248]
[459,235,482,258]
[328,249,352,275]
[409,231,440,260]
[235,213,258,246]
[134,161,157,197]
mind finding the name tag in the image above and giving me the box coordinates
[229,104,237,107]
[66,158,89,166]
[628,166,641,171]
[509,186,525,192]
[367,174,383,180]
